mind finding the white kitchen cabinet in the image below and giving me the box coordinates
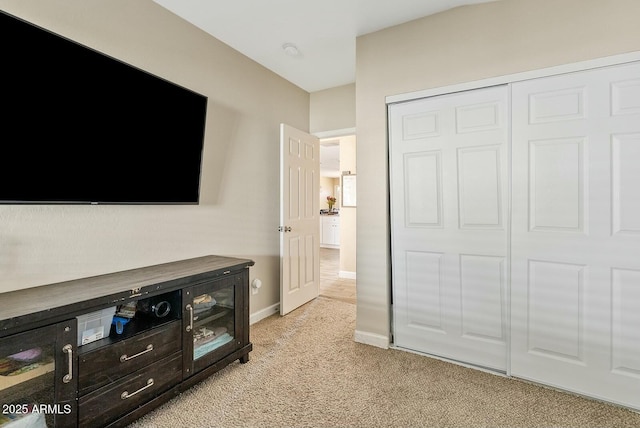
[321,215,340,248]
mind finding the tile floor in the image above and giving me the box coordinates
[319,247,356,305]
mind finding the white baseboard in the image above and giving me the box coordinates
[250,303,280,325]
[354,330,389,349]
[338,271,356,279]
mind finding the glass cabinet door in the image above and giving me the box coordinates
[183,275,240,377]
[0,321,76,428]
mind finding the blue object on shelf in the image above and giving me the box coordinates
[112,316,131,335]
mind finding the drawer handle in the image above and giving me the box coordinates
[120,378,154,400]
[62,344,73,383]
[186,304,193,332]
[120,344,153,362]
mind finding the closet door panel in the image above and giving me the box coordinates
[611,268,640,377]
[526,260,585,362]
[459,254,505,343]
[404,151,442,227]
[528,138,586,232]
[611,133,640,234]
[390,85,509,371]
[457,146,503,229]
[511,61,640,410]
[405,251,445,332]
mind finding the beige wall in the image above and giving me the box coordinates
[355,0,640,343]
[320,176,339,209]
[0,1,309,318]
[310,84,356,134]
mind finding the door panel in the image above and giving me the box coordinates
[457,146,503,228]
[404,151,442,227]
[459,254,505,343]
[611,268,640,376]
[526,260,585,362]
[612,133,640,233]
[405,251,444,332]
[390,85,509,371]
[280,124,320,315]
[529,138,586,232]
[511,61,640,410]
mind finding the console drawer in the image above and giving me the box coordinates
[78,320,181,395]
[79,351,182,428]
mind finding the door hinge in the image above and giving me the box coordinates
[278,226,292,232]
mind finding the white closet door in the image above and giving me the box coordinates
[390,85,509,371]
[511,62,640,409]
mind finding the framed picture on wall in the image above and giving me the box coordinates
[342,173,356,207]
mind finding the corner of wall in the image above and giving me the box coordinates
[354,329,389,349]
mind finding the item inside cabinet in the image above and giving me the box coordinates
[110,290,182,339]
[0,408,47,428]
[192,290,235,359]
[0,348,55,392]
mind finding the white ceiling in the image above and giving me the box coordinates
[153,0,498,93]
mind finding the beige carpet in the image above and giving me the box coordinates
[130,297,640,428]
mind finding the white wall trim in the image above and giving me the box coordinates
[339,270,356,279]
[313,127,356,139]
[250,302,280,325]
[354,330,389,349]
[386,51,640,105]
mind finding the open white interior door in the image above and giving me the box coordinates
[280,123,320,315]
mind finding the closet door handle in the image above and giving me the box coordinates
[186,304,193,332]
[62,344,73,383]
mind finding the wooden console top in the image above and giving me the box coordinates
[0,255,254,337]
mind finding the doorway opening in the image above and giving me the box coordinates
[319,134,356,305]
[320,248,355,304]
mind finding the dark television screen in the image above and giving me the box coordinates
[0,10,208,204]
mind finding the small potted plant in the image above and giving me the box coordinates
[326,196,337,212]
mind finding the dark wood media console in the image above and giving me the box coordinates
[0,255,254,428]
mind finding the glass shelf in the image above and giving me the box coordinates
[191,287,235,362]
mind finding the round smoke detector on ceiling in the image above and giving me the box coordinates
[282,43,300,57]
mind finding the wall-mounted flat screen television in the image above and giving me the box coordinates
[0,10,208,204]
